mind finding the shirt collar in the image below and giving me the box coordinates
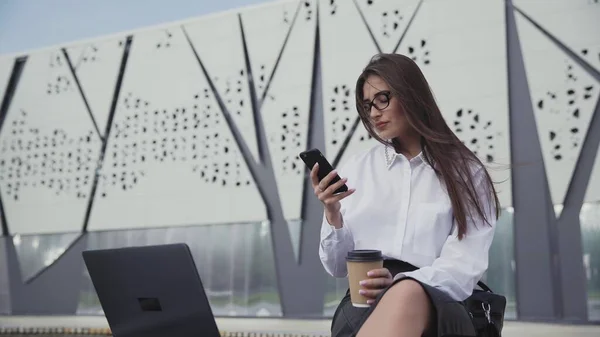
[384,145,425,169]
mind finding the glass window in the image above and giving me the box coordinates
[481,208,517,319]
[580,202,600,322]
[11,232,80,282]
[76,221,282,317]
[323,274,348,317]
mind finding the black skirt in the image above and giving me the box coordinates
[330,260,477,337]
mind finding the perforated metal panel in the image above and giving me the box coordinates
[514,0,600,73]
[354,0,421,53]
[241,0,302,102]
[87,27,267,231]
[0,51,101,235]
[396,0,512,206]
[516,11,600,206]
[66,36,127,136]
[319,0,378,160]
[336,121,375,169]
[260,0,316,221]
[184,13,260,162]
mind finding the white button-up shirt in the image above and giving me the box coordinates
[319,143,497,301]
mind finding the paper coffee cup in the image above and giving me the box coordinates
[346,250,384,308]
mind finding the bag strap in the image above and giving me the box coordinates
[477,281,493,292]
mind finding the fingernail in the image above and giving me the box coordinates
[359,280,366,286]
[367,300,374,305]
[367,271,373,277]
[350,188,356,192]
[359,290,365,295]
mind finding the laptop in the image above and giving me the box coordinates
[82,243,221,337]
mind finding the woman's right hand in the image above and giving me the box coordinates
[310,163,355,222]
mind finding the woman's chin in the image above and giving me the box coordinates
[375,130,393,141]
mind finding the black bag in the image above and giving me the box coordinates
[465,281,507,337]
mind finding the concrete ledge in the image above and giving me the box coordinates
[0,316,599,337]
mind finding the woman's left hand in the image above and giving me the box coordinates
[359,268,393,305]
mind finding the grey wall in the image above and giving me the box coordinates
[0,0,599,323]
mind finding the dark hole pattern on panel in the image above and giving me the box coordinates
[0,110,99,201]
[283,9,291,25]
[155,30,173,50]
[269,105,304,176]
[96,90,252,197]
[357,129,374,143]
[78,45,99,66]
[214,69,247,116]
[364,0,404,39]
[47,52,72,95]
[74,39,125,71]
[303,1,314,21]
[329,84,353,146]
[328,0,338,16]
[407,39,431,66]
[256,64,267,94]
[452,109,500,164]
[535,62,596,162]
[579,46,600,68]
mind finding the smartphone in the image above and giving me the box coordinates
[299,148,349,195]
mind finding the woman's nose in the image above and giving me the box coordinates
[369,106,381,119]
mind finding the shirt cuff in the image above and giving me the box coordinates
[393,270,422,283]
[393,272,407,282]
[321,223,351,246]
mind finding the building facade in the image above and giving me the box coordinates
[0,0,598,323]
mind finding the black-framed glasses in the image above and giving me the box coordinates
[362,91,391,112]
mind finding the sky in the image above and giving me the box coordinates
[0,0,273,54]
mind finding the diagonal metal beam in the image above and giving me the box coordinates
[506,0,560,320]
[554,97,600,322]
[21,233,84,284]
[0,56,26,236]
[184,10,326,314]
[183,26,272,207]
[513,5,600,82]
[62,49,103,142]
[352,0,382,54]
[238,14,265,163]
[332,117,361,168]
[514,4,598,321]
[299,5,328,283]
[81,36,133,232]
[0,57,26,146]
[392,0,424,54]
[258,0,303,106]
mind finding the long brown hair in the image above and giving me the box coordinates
[355,53,500,239]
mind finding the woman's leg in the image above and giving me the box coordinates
[356,279,432,337]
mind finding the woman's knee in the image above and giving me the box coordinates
[384,279,431,313]
[359,279,431,335]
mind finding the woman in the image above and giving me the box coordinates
[311,53,500,337]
